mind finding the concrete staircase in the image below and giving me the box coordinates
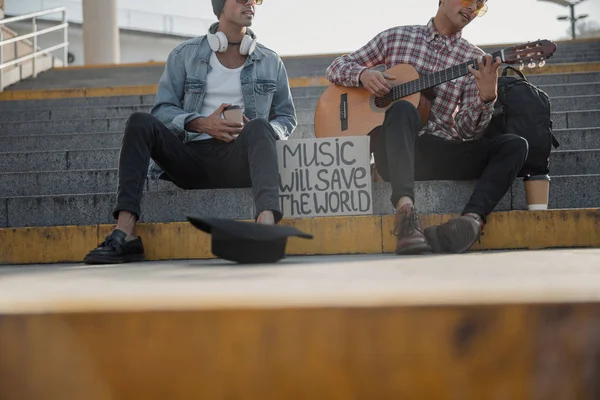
[0,38,599,239]
[1,72,599,229]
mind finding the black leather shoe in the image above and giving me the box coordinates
[83,229,145,265]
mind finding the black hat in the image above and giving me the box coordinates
[187,216,313,264]
[212,0,226,17]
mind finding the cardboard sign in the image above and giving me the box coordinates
[277,137,373,218]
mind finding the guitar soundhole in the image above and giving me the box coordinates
[374,96,392,109]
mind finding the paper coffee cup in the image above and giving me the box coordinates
[523,174,551,210]
[223,105,243,124]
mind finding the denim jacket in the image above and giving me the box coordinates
[147,35,297,179]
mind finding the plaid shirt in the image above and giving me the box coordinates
[326,18,495,140]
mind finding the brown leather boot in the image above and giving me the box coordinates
[424,213,484,254]
[393,204,431,255]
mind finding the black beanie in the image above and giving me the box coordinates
[212,0,226,17]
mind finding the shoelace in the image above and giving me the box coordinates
[394,210,422,237]
[99,235,124,250]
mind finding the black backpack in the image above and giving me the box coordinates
[484,66,560,177]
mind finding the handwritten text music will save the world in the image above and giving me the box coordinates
[276,137,373,218]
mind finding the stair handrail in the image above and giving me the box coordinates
[0,7,69,92]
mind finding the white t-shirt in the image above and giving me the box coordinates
[192,51,245,141]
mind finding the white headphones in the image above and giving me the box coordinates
[207,22,258,55]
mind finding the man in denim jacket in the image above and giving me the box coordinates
[84,0,297,264]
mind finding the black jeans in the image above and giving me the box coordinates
[371,101,528,221]
[113,112,282,222]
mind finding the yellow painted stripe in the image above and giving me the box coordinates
[0,62,598,101]
[85,85,158,97]
[1,209,598,265]
[0,85,159,101]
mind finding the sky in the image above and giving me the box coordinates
[117,0,600,55]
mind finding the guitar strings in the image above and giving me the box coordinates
[336,62,474,109]
[374,61,478,104]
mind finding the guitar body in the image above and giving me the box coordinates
[314,64,430,138]
[313,39,558,139]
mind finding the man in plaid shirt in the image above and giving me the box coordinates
[326,0,528,255]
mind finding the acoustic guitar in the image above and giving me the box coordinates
[314,40,557,138]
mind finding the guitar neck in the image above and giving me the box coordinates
[391,50,502,100]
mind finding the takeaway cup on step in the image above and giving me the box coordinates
[524,174,551,210]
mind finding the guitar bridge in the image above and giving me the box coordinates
[340,93,348,131]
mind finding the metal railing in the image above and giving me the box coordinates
[8,0,212,37]
[0,7,69,91]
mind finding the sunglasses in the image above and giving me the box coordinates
[236,0,263,4]
[460,0,488,17]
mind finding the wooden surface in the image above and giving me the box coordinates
[1,303,599,399]
[2,251,600,398]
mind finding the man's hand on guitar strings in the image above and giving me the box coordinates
[468,54,502,104]
[359,70,396,97]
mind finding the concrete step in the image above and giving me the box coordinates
[1,108,598,138]
[555,110,600,130]
[0,128,595,173]
[527,72,600,86]
[0,132,123,152]
[552,128,600,150]
[0,105,152,123]
[539,82,600,97]
[0,72,596,123]
[2,174,598,228]
[542,55,600,64]
[292,94,600,113]
[1,90,595,125]
[0,70,597,112]
[293,72,600,95]
[280,54,600,79]
[0,127,592,168]
[290,78,600,100]
[0,118,315,137]
[534,95,599,113]
[511,174,600,211]
[2,64,166,91]
[1,147,597,197]
[0,94,155,111]
[291,110,600,136]
[0,149,120,173]
[0,169,120,197]
[0,117,123,135]
[550,149,600,175]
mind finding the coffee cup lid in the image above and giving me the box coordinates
[524,174,551,181]
[224,105,242,110]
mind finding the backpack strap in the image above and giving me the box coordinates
[492,104,505,117]
[501,66,527,80]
